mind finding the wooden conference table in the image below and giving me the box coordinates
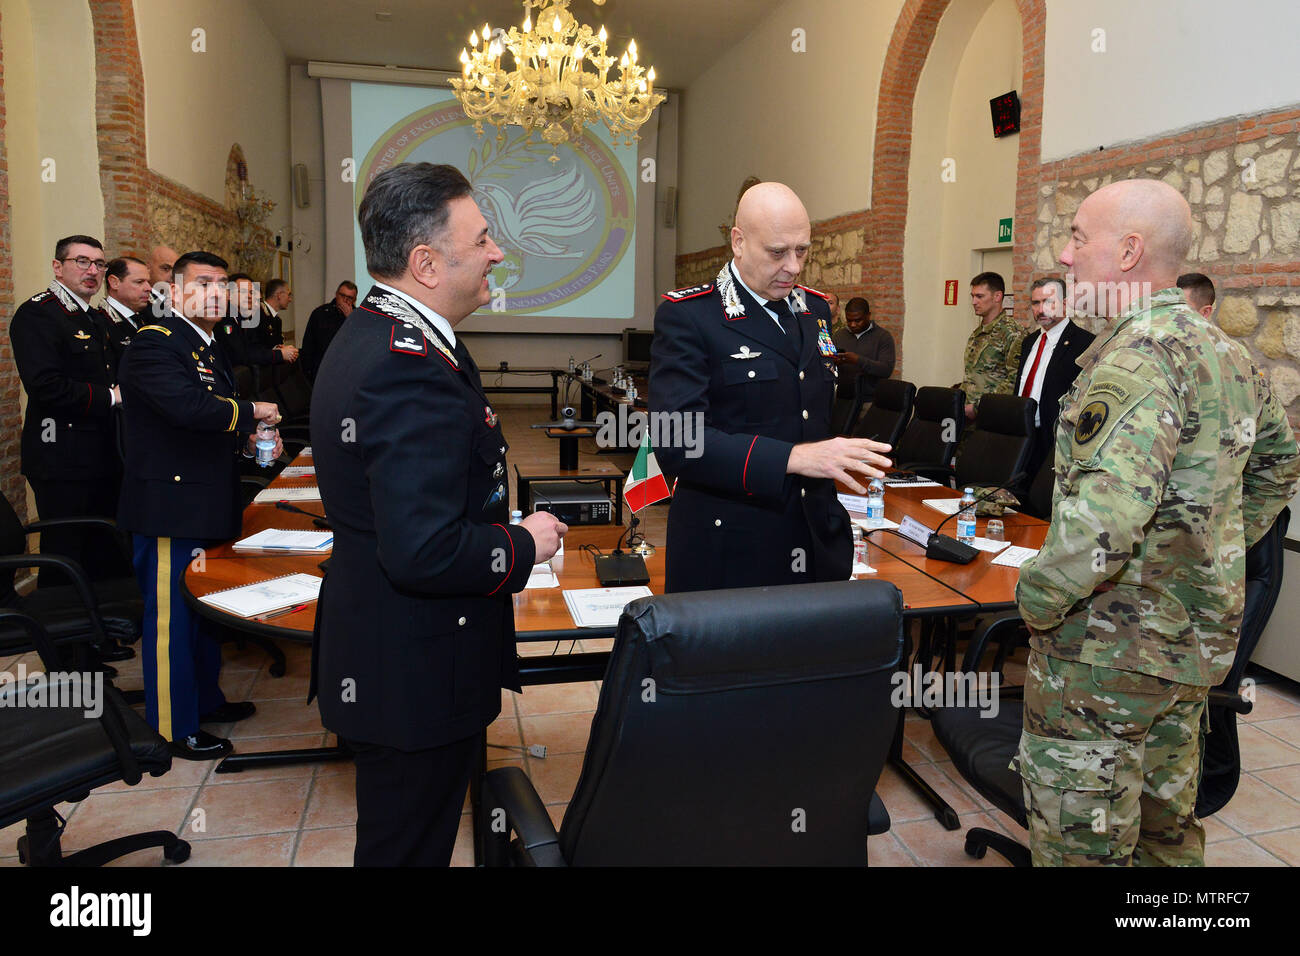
[182,455,1048,830]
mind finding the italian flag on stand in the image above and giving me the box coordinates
[623,432,672,514]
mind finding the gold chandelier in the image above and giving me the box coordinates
[449,0,665,162]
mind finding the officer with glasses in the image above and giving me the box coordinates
[8,236,134,645]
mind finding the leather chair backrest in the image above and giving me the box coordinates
[894,387,964,470]
[275,367,312,419]
[1023,452,1057,520]
[558,580,904,866]
[1198,507,1290,817]
[853,379,916,447]
[955,394,1036,489]
[0,493,25,605]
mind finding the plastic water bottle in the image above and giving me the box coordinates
[956,487,977,544]
[852,526,867,574]
[866,478,885,522]
[510,510,523,525]
[568,356,576,374]
[255,421,278,468]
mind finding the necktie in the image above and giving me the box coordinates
[1021,333,1046,398]
[766,297,795,334]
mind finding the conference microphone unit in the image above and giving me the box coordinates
[275,500,332,529]
[923,473,1027,565]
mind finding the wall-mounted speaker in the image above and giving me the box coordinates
[293,163,311,209]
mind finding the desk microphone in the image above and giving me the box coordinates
[275,501,331,529]
[922,473,1027,564]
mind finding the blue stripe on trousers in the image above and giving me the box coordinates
[133,535,227,741]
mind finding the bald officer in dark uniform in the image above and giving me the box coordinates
[309,163,566,866]
[650,183,892,593]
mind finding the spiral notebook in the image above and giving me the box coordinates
[233,529,333,552]
[197,572,322,618]
[253,486,321,503]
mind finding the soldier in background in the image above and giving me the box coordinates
[1014,179,1300,866]
[1176,271,1216,319]
[960,271,1022,421]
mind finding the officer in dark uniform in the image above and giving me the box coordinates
[103,255,154,376]
[650,183,892,593]
[309,163,566,866]
[118,251,282,759]
[9,236,128,590]
[213,274,296,397]
[300,281,357,382]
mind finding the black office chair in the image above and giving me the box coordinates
[273,365,313,428]
[0,492,143,664]
[894,386,964,474]
[916,394,1036,491]
[1020,452,1057,521]
[482,580,903,865]
[853,379,916,449]
[0,611,189,866]
[930,508,1290,866]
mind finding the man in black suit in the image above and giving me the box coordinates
[1014,277,1095,480]
[650,182,892,593]
[103,256,154,375]
[214,274,297,396]
[300,281,357,382]
[309,163,567,866]
[118,251,282,759]
[9,235,126,588]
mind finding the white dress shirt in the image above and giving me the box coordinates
[106,296,138,328]
[729,260,789,333]
[1017,318,1069,427]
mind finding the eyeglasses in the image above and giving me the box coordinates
[61,256,108,272]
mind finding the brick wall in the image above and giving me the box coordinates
[90,0,149,257]
[0,6,25,522]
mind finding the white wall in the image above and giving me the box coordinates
[676,0,905,252]
[1042,0,1300,161]
[288,63,327,326]
[902,0,1022,391]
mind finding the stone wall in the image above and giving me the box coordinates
[146,169,272,277]
[0,6,22,522]
[1028,105,1300,420]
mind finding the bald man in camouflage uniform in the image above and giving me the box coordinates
[961,272,1023,422]
[1014,179,1300,867]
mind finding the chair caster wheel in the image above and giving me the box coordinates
[269,662,286,678]
[964,833,987,859]
[939,807,960,831]
[165,839,191,863]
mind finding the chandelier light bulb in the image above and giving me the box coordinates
[553,14,562,31]
[523,14,531,31]
[469,29,478,47]
[647,66,655,83]
[598,25,607,44]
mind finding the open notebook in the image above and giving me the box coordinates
[197,572,322,618]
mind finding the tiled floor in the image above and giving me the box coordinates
[5,403,1300,867]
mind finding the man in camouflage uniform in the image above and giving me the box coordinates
[961,271,1023,422]
[1014,179,1300,866]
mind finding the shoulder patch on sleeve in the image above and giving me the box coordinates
[1071,365,1156,455]
[797,284,831,301]
[29,291,51,304]
[137,324,171,335]
[661,282,713,301]
[389,325,428,357]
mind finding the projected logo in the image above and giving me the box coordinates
[357,102,634,314]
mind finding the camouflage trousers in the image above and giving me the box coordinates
[1014,649,1210,866]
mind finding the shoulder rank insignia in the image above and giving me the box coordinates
[30,290,51,303]
[661,282,713,302]
[389,325,428,357]
[138,324,171,335]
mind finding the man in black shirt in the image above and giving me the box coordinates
[300,281,357,382]
[831,297,895,427]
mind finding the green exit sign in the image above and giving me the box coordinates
[997,217,1013,243]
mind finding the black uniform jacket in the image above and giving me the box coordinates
[650,264,852,593]
[116,313,256,540]
[9,283,119,480]
[1015,319,1096,474]
[300,301,347,381]
[213,314,285,373]
[308,286,534,751]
